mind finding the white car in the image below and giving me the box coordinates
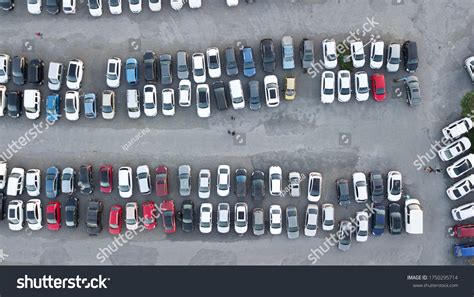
[88,0,103,17]
[304,204,318,237]
[179,79,191,107]
[370,41,384,69]
[63,0,77,14]
[387,171,402,201]
[118,166,133,198]
[196,84,210,118]
[61,167,75,194]
[199,203,213,234]
[321,203,335,231]
[386,43,401,72]
[102,90,116,120]
[264,75,280,107]
[269,205,282,235]
[0,54,10,84]
[438,137,471,162]
[148,0,161,11]
[350,41,365,68]
[47,62,63,91]
[442,117,473,140]
[143,84,158,117]
[26,199,43,230]
[0,161,8,190]
[322,38,337,69]
[129,0,142,13]
[355,211,369,242]
[7,167,25,197]
[188,0,201,8]
[106,57,121,88]
[8,200,24,231]
[446,174,474,201]
[23,89,41,120]
[229,79,245,109]
[288,172,301,197]
[354,71,370,101]
[217,165,231,197]
[206,47,221,78]
[447,154,474,179]
[26,169,41,197]
[136,165,151,195]
[64,91,80,121]
[234,202,248,235]
[269,166,282,196]
[66,59,84,90]
[451,202,474,221]
[464,56,474,82]
[226,0,238,6]
[192,53,206,83]
[125,202,139,230]
[0,85,5,117]
[321,71,335,103]
[170,0,184,10]
[162,88,175,116]
[198,169,211,199]
[108,0,122,14]
[28,0,42,14]
[307,172,322,202]
[126,89,141,119]
[217,203,231,233]
[352,172,368,202]
[337,70,351,102]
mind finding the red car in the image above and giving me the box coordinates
[160,200,176,234]
[142,201,157,230]
[46,201,61,231]
[99,165,113,193]
[371,73,386,101]
[155,165,169,196]
[108,205,123,235]
[450,224,474,238]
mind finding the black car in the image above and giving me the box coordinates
[225,47,239,77]
[336,179,351,206]
[0,192,6,220]
[160,54,172,85]
[143,51,157,82]
[46,0,60,14]
[7,91,22,118]
[28,59,44,85]
[402,41,418,73]
[249,80,261,110]
[389,203,402,235]
[65,196,79,228]
[0,0,14,11]
[86,200,103,236]
[212,81,228,110]
[12,56,27,85]
[181,200,194,232]
[370,171,384,203]
[235,168,247,199]
[78,165,94,194]
[371,203,385,236]
[260,38,276,73]
[251,170,265,200]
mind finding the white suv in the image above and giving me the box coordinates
[451,202,474,221]
[7,167,25,197]
[23,89,41,120]
[442,117,473,140]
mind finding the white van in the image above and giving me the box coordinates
[229,79,245,109]
[0,85,6,116]
[7,167,25,197]
[0,161,7,190]
[63,0,77,14]
[127,89,141,119]
[405,199,423,234]
[48,62,64,91]
[24,90,41,120]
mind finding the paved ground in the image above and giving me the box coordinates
[0,0,473,265]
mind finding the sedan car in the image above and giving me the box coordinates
[355,211,369,242]
[199,203,213,234]
[354,71,370,101]
[371,203,386,236]
[264,75,279,107]
[446,174,474,201]
[251,170,265,201]
[65,196,79,228]
[170,0,184,10]
[7,91,22,118]
[143,84,158,117]
[26,199,43,231]
[217,202,230,234]
[192,53,206,83]
[118,166,133,198]
[161,200,176,234]
[447,154,474,179]
[88,0,102,16]
[129,0,142,13]
[386,43,401,72]
[86,200,103,235]
[304,204,318,237]
[45,94,61,122]
[28,59,44,85]
[8,200,24,231]
[66,59,84,90]
[370,41,384,69]
[125,58,139,85]
[23,90,41,120]
[108,0,122,14]
[30,0,43,13]
[350,41,365,68]
[7,167,25,197]
[337,70,351,102]
[45,166,59,199]
[143,51,157,82]
[242,47,256,77]
[125,202,138,230]
[155,165,169,196]
[260,38,276,73]
[136,165,151,195]
[61,167,75,194]
[438,137,471,162]
[286,206,299,239]
[338,221,353,251]
[235,168,247,199]
[217,165,231,197]
[0,54,10,84]
[106,57,121,88]
[253,208,265,236]
[206,47,221,78]
[281,36,295,70]
[269,165,282,196]
[225,47,239,76]
[336,178,351,206]
[300,39,314,72]
[404,76,421,106]
[99,165,113,193]
[371,73,386,101]
[352,172,368,203]
[387,171,402,201]
[181,200,194,232]
[108,205,123,235]
[285,76,296,100]
[160,54,173,85]
[269,205,282,235]
[142,201,157,230]
[307,172,322,202]
[388,203,402,235]
[196,84,210,118]
[179,79,192,107]
[12,56,27,85]
[442,117,473,140]
[178,165,191,196]
[162,88,175,116]
[212,81,228,111]
[370,171,384,203]
[84,93,97,119]
[176,50,189,80]
[234,202,248,235]
[321,71,335,104]
[452,202,474,221]
[288,172,301,197]
[101,90,115,120]
[46,201,61,231]
[78,165,94,195]
[25,169,41,197]
[198,169,211,199]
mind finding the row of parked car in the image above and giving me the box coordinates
[0,162,405,204]
[449,223,474,257]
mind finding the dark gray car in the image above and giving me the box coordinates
[176,50,189,79]
[286,206,299,239]
[212,81,228,111]
[338,221,352,251]
[252,208,265,236]
[143,51,157,82]
[404,76,421,106]
[370,171,384,203]
[251,170,265,200]
[235,168,247,199]
[225,47,239,77]
[160,54,173,85]
[249,80,261,110]
[300,39,315,71]
[336,179,351,206]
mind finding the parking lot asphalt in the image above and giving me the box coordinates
[0,0,473,265]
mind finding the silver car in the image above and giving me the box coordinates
[217,202,230,233]
[338,220,353,251]
[179,165,191,196]
[61,167,76,194]
[286,206,299,239]
[136,165,151,195]
[253,208,265,236]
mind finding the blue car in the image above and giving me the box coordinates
[454,244,474,257]
[84,93,97,119]
[45,166,60,199]
[371,203,385,236]
[126,58,139,85]
[242,47,256,77]
[46,94,61,122]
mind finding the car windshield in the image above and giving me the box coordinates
[389,57,400,64]
[310,179,320,196]
[194,67,204,76]
[340,87,350,95]
[89,0,99,8]
[67,65,77,81]
[65,99,76,113]
[163,103,173,110]
[373,54,383,62]
[164,212,173,228]
[119,185,129,192]
[209,56,218,68]
[103,105,113,113]
[391,180,401,195]
[376,88,385,95]
[100,170,109,187]
[269,88,277,99]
